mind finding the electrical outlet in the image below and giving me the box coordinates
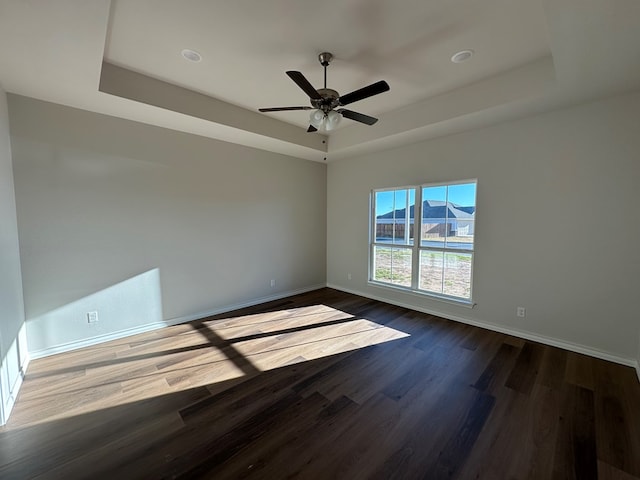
[270,279,276,288]
[347,273,352,280]
[516,307,526,318]
[87,311,99,323]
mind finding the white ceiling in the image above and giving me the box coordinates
[0,0,639,162]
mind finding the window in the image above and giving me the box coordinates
[370,180,476,303]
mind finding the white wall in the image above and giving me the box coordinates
[327,91,640,363]
[0,85,28,424]
[9,95,327,356]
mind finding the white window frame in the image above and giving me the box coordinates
[369,180,477,306]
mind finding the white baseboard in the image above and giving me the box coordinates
[327,283,638,370]
[29,284,326,360]
[1,354,29,426]
[28,323,172,360]
[164,283,326,326]
[636,361,640,384]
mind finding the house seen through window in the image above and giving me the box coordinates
[370,180,477,302]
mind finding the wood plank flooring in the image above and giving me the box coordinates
[1,288,639,479]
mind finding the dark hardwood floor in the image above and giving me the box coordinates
[1,288,639,479]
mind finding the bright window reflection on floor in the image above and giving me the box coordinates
[8,304,409,428]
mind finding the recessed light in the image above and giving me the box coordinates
[451,50,474,63]
[181,49,202,63]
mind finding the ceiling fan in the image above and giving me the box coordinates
[259,52,390,133]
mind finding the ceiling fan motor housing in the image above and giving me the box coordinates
[312,88,340,112]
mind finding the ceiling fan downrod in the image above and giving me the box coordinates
[318,52,332,89]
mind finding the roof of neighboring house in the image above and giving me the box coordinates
[377,200,475,220]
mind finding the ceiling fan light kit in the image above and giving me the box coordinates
[259,52,390,132]
[310,108,341,131]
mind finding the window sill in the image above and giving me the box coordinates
[367,280,476,309]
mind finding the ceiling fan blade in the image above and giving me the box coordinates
[259,106,312,112]
[286,71,322,100]
[338,80,390,106]
[307,125,318,133]
[338,109,379,125]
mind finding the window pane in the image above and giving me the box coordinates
[421,186,447,248]
[374,191,394,243]
[419,250,444,293]
[373,246,391,282]
[443,252,472,299]
[375,189,415,245]
[445,183,476,250]
[392,190,406,244]
[374,246,412,287]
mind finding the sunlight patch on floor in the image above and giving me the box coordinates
[6,304,409,428]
